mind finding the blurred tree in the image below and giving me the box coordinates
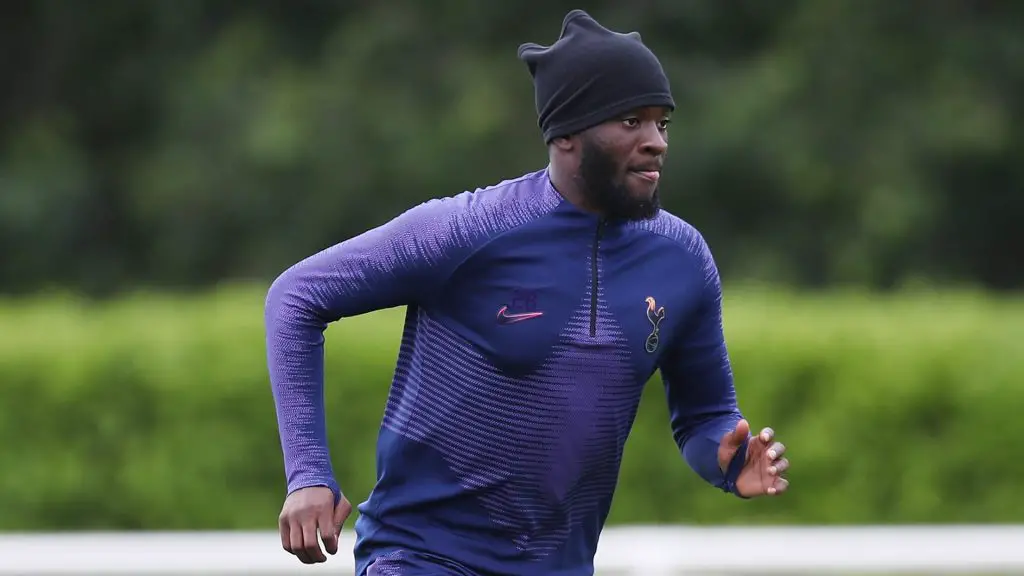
[0,0,1020,295]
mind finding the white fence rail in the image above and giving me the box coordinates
[1,525,1023,575]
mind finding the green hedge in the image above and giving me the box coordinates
[1,286,1022,530]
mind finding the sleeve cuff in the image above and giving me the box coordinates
[287,476,343,504]
[721,437,750,499]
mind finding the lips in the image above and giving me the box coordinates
[630,169,661,183]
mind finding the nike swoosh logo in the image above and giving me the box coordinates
[496,306,544,324]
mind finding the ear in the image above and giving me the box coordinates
[551,136,575,152]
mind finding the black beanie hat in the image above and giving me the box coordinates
[518,9,675,143]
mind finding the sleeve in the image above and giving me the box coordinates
[264,197,477,501]
[658,233,748,497]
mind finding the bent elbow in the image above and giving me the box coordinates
[264,263,324,333]
[265,265,295,325]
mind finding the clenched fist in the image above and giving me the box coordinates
[278,486,352,564]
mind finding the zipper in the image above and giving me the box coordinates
[590,220,604,337]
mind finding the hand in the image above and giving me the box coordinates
[278,486,352,564]
[718,419,790,498]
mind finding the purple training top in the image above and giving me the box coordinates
[265,168,747,576]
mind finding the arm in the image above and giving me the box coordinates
[264,198,472,502]
[658,236,748,496]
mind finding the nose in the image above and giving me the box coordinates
[639,123,667,156]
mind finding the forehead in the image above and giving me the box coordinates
[627,105,673,119]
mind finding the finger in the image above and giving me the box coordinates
[279,515,292,555]
[759,427,774,444]
[767,476,790,496]
[767,441,786,460]
[290,519,309,563]
[301,516,326,564]
[768,457,789,476]
[319,506,338,556]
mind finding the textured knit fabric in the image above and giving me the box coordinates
[265,168,747,576]
[518,10,675,142]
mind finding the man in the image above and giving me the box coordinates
[265,9,789,575]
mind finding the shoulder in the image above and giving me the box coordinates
[388,168,561,251]
[628,209,722,295]
[628,209,714,264]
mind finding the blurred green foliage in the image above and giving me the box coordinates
[1,286,1021,529]
[1,0,1022,295]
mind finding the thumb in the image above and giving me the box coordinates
[334,497,353,535]
[726,419,750,447]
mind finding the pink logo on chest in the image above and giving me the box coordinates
[496,305,544,325]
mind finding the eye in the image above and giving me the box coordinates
[658,118,672,130]
[622,117,640,128]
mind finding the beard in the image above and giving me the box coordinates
[576,136,661,222]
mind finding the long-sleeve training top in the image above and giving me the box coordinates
[265,167,748,576]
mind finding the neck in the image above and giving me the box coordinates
[548,162,602,217]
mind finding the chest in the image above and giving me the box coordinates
[431,228,703,379]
